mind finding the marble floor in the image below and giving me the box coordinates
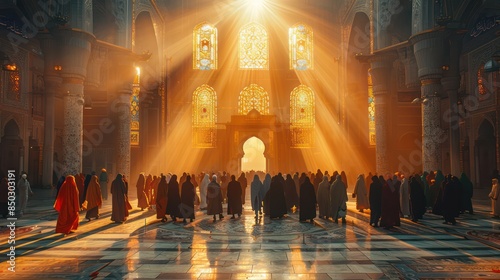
[1,188,500,279]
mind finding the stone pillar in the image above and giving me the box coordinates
[411,31,446,172]
[116,89,132,178]
[369,54,395,175]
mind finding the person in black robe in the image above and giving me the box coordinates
[180,175,196,223]
[207,175,224,222]
[409,175,426,222]
[237,173,247,206]
[166,174,182,222]
[369,175,382,227]
[82,174,92,207]
[227,175,243,219]
[459,173,474,214]
[441,175,461,225]
[284,174,299,212]
[269,174,288,219]
[380,175,401,229]
[156,175,168,222]
[299,177,316,223]
[313,169,323,195]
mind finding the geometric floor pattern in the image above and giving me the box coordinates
[1,189,499,279]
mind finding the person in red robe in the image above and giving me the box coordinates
[111,174,129,223]
[85,175,102,221]
[54,176,80,234]
[380,175,401,229]
[156,175,168,222]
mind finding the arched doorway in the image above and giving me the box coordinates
[0,119,24,173]
[475,120,496,188]
[241,136,266,172]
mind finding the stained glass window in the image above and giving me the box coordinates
[193,84,217,148]
[193,22,217,70]
[238,84,269,115]
[130,68,140,145]
[368,69,376,146]
[6,71,20,101]
[290,85,315,147]
[289,22,313,70]
[239,23,268,69]
[477,64,487,95]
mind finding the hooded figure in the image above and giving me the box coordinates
[85,175,102,221]
[400,175,410,217]
[299,177,316,222]
[380,175,401,229]
[111,174,129,223]
[207,175,224,221]
[284,174,299,212]
[369,175,382,227]
[353,174,369,212]
[409,175,426,222]
[317,175,330,219]
[18,172,33,215]
[237,172,248,205]
[180,175,196,223]
[99,169,109,200]
[136,173,149,210]
[156,175,168,222]
[459,173,473,214]
[489,178,500,217]
[166,175,182,221]
[200,174,210,210]
[268,174,288,219]
[251,175,263,218]
[329,175,348,223]
[227,175,243,218]
[261,174,272,215]
[54,176,80,234]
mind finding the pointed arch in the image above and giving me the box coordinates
[239,23,268,69]
[238,84,269,115]
[289,22,313,70]
[290,85,315,147]
[193,22,218,70]
[192,84,217,147]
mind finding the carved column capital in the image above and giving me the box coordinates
[410,29,447,80]
[369,54,396,95]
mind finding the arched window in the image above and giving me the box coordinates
[2,67,20,102]
[289,22,313,70]
[239,23,268,69]
[193,84,217,147]
[130,67,140,146]
[193,22,217,70]
[368,69,375,145]
[290,85,315,147]
[238,84,269,115]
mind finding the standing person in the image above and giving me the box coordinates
[369,175,382,227]
[380,175,401,229]
[180,175,196,223]
[251,175,263,219]
[459,173,474,214]
[237,172,247,206]
[75,173,85,209]
[220,172,228,203]
[136,173,149,210]
[340,171,349,191]
[317,175,330,219]
[353,174,370,213]
[268,174,288,219]
[261,173,272,216]
[156,175,168,222]
[207,175,224,222]
[166,175,182,222]
[409,175,426,222]
[227,175,243,219]
[330,175,348,224]
[441,175,460,225]
[18,172,33,216]
[293,173,300,199]
[0,177,9,218]
[489,178,500,218]
[54,176,80,234]
[313,169,323,194]
[110,174,129,223]
[85,175,102,221]
[299,177,316,223]
[82,174,92,208]
[200,174,210,210]
[99,169,109,200]
[284,174,299,212]
[400,174,411,218]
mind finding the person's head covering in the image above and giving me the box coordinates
[212,175,217,181]
[231,175,236,181]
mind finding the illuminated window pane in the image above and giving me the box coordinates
[238,84,269,115]
[193,84,217,147]
[239,23,268,69]
[131,68,140,146]
[7,71,20,101]
[193,22,217,70]
[289,23,313,70]
[290,85,314,147]
[368,69,375,146]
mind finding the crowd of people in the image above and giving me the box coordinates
[3,167,500,235]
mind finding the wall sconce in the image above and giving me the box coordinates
[484,51,500,73]
[84,96,92,109]
[53,65,62,71]
[442,65,449,71]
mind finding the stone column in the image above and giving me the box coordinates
[411,31,446,172]
[116,89,132,178]
[369,54,395,175]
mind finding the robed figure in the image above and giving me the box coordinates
[490,178,500,218]
[99,169,109,200]
[284,174,299,212]
[237,173,247,205]
[329,175,348,223]
[250,175,263,218]
[180,175,196,223]
[85,175,102,220]
[268,175,288,219]
[166,175,182,221]
[156,175,168,222]
[200,174,210,210]
[54,176,80,234]
[299,177,316,223]
[459,173,474,214]
[380,175,401,229]
[227,175,243,218]
[440,175,461,225]
[111,174,130,223]
[400,176,410,218]
[317,175,330,219]
[136,173,149,210]
[409,176,426,222]
[353,174,369,213]
[369,176,382,227]
[261,174,272,216]
[207,175,224,221]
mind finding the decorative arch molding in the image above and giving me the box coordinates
[0,116,23,140]
[133,1,164,47]
[475,116,496,139]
